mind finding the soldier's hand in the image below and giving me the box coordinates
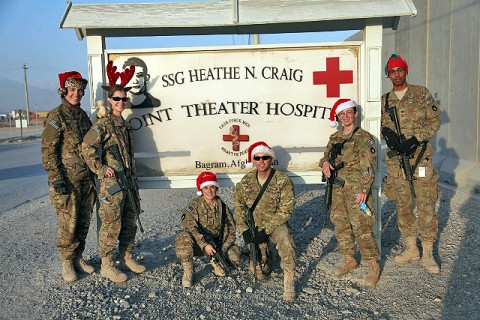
[204,244,216,256]
[53,180,71,195]
[253,229,269,244]
[399,136,420,155]
[322,161,333,178]
[242,230,254,244]
[104,166,115,178]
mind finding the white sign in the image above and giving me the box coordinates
[107,45,359,178]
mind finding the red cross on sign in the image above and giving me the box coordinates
[223,125,249,151]
[313,57,353,98]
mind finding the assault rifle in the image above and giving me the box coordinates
[195,219,239,286]
[108,144,144,233]
[245,207,259,285]
[382,106,416,199]
[321,143,345,228]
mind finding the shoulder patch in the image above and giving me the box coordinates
[186,205,194,213]
[432,105,438,112]
[92,124,104,135]
[365,139,375,147]
[48,119,61,130]
[181,213,186,220]
[370,147,376,154]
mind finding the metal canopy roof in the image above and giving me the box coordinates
[60,0,417,39]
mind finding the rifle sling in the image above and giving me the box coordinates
[384,92,428,174]
[250,168,276,214]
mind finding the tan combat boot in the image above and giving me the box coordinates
[335,255,358,277]
[283,270,296,301]
[182,260,194,288]
[422,240,440,274]
[364,259,380,287]
[395,236,420,264]
[101,257,128,283]
[211,259,226,277]
[248,260,267,280]
[121,252,146,274]
[62,260,78,283]
[73,256,95,274]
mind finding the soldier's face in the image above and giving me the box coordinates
[108,90,128,117]
[65,87,84,106]
[253,152,273,172]
[337,108,357,127]
[388,67,407,87]
[201,185,218,202]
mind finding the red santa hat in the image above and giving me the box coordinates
[196,171,219,196]
[58,71,88,94]
[384,53,408,77]
[246,141,276,169]
[329,98,358,128]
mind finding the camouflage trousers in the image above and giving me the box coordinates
[175,231,242,266]
[97,176,138,258]
[49,179,96,260]
[263,224,296,272]
[331,185,379,260]
[384,166,439,241]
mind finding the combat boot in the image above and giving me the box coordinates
[120,252,146,274]
[422,240,440,274]
[211,259,226,277]
[364,259,380,287]
[248,260,267,280]
[62,259,78,283]
[395,236,420,264]
[283,270,296,301]
[335,255,358,277]
[101,257,127,283]
[73,256,95,274]
[181,260,193,288]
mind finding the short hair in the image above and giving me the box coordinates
[107,84,127,98]
[123,57,148,74]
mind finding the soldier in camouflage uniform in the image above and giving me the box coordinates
[320,99,380,287]
[41,71,96,283]
[234,141,297,301]
[82,84,146,283]
[381,54,441,274]
[175,171,242,288]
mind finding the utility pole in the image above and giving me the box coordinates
[23,64,30,126]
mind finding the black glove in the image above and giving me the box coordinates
[242,230,254,244]
[253,229,269,244]
[53,179,71,195]
[398,136,420,155]
[381,127,401,151]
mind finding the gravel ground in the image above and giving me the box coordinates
[0,182,479,320]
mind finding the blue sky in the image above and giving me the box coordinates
[0,0,356,113]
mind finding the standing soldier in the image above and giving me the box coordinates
[381,54,441,274]
[234,141,297,301]
[175,171,242,288]
[320,99,380,287]
[82,62,146,283]
[41,71,96,283]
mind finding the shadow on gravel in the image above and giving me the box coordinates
[0,163,46,181]
[441,185,480,319]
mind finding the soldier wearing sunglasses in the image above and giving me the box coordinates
[234,141,296,301]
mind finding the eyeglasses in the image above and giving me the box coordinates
[253,155,272,161]
[111,97,128,102]
[388,68,406,76]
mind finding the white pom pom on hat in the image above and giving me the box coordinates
[245,141,276,169]
[196,171,219,196]
[329,99,358,128]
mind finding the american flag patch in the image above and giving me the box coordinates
[92,124,104,135]
[48,119,60,130]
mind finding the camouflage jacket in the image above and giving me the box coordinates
[381,84,441,173]
[234,169,295,235]
[180,196,237,251]
[81,115,136,179]
[319,127,377,195]
[41,100,93,184]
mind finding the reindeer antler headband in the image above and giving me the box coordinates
[101,60,135,92]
